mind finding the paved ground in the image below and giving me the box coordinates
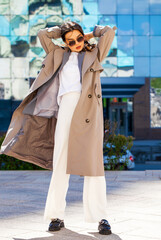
[0,170,161,240]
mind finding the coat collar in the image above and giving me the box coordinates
[53,46,98,82]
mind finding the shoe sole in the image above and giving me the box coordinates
[99,229,112,235]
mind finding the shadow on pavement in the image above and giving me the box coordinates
[13,227,123,240]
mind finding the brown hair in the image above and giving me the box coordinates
[60,21,96,52]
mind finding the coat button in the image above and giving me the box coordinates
[88,94,92,98]
[85,118,90,123]
[90,68,94,72]
[42,64,45,68]
[97,94,101,98]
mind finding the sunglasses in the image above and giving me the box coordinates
[67,35,84,47]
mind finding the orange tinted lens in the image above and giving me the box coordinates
[77,36,84,42]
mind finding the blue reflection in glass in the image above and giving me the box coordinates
[150,16,161,35]
[0,16,10,36]
[98,15,117,35]
[117,15,133,35]
[117,36,133,56]
[98,15,116,26]
[118,57,134,67]
[134,57,149,77]
[150,36,161,57]
[151,57,161,77]
[133,0,149,14]
[150,1,161,14]
[134,36,149,56]
[117,0,132,14]
[134,16,149,36]
[62,0,73,15]
[98,0,116,14]
[83,1,98,15]
[82,15,98,32]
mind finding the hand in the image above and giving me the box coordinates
[113,26,117,31]
[84,32,93,41]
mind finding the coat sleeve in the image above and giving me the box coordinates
[93,25,117,63]
[37,26,62,54]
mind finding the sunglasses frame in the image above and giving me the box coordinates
[67,35,84,47]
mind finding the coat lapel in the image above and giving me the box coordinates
[29,46,98,96]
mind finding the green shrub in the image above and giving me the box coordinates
[103,119,135,170]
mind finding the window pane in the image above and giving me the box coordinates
[150,57,161,77]
[0,0,10,14]
[11,15,29,36]
[134,57,149,77]
[0,16,10,36]
[117,15,133,35]
[133,0,149,14]
[117,36,133,57]
[102,57,117,77]
[0,36,11,57]
[11,36,29,57]
[117,0,132,14]
[83,1,98,14]
[134,36,149,57]
[117,57,134,77]
[12,78,29,100]
[10,0,28,15]
[0,80,11,99]
[29,0,46,15]
[134,15,149,36]
[150,78,161,128]
[150,16,161,35]
[0,58,11,78]
[98,0,116,14]
[11,58,29,78]
[150,36,161,57]
[150,0,161,14]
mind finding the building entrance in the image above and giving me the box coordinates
[109,102,128,136]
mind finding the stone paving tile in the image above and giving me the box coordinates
[0,170,161,240]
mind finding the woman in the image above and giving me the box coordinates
[0,21,117,235]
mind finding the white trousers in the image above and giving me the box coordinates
[43,91,108,223]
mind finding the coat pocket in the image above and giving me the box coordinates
[94,83,102,105]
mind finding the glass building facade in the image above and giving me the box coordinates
[0,0,161,137]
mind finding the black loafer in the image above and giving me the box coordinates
[98,219,112,235]
[48,218,65,231]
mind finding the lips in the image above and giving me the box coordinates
[76,46,81,49]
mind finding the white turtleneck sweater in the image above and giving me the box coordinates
[57,51,82,106]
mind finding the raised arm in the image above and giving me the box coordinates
[37,25,62,54]
[93,25,117,63]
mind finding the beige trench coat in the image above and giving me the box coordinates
[0,24,116,176]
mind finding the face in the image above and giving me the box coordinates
[65,29,84,52]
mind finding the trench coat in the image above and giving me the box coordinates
[0,24,116,176]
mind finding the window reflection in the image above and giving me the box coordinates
[134,15,149,36]
[150,16,161,35]
[150,78,161,128]
[133,0,149,14]
[98,0,116,14]
[117,15,133,35]
[150,57,161,77]
[117,57,134,77]
[0,0,161,102]
[117,36,133,56]
[134,36,149,57]
[117,0,133,14]
[0,36,11,57]
[150,1,161,14]
[0,80,11,99]
[134,57,149,77]
[150,36,161,57]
